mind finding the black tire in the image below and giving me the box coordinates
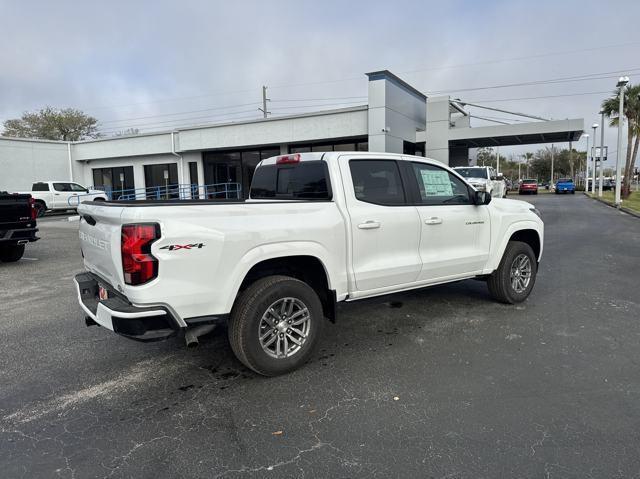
[571,190,575,194]
[0,244,25,262]
[34,201,46,217]
[93,197,106,202]
[533,191,538,195]
[487,241,537,304]
[228,275,324,376]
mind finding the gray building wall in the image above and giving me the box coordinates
[366,71,426,153]
[424,96,452,164]
[0,138,71,191]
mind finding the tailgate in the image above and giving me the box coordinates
[0,195,32,229]
[78,203,125,289]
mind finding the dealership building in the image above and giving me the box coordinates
[0,70,584,198]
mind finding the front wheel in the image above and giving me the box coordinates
[228,275,324,376]
[0,244,25,262]
[487,241,537,304]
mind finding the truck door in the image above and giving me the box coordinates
[406,161,491,281]
[52,182,76,209]
[339,158,421,291]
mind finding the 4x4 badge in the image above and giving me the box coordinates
[160,243,205,251]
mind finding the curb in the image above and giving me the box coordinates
[583,192,640,219]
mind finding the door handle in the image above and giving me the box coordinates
[54,193,61,196]
[358,220,381,230]
[424,217,442,225]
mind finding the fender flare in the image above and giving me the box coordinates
[486,220,543,273]
[223,241,337,313]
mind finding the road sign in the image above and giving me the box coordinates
[592,146,608,162]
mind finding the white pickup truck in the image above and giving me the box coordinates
[24,181,108,217]
[454,166,507,198]
[74,152,543,376]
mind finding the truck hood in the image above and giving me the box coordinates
[489,197,534,212]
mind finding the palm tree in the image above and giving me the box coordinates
[601,84,640,198]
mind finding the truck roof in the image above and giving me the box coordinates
[259,151,441,166]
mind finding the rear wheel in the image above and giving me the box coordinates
[34,201,46,217]
[228,275,324,376]
[0,244,25,262]
[487,241,537,304]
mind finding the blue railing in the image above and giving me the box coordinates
[68,182,242,206]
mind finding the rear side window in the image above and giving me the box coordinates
[32,182,49,191]
[250,161,331,200]
[349,160,406,205]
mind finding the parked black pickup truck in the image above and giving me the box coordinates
[0,192,39,262]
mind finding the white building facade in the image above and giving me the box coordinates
[0,70,584,197]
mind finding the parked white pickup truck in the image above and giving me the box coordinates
[24,181,108,217]
[74,152,543,376]
[454,166,507,198]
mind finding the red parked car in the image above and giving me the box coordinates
[519,179,538,195]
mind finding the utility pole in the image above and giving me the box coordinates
[258,85,270,118]
[598,110,606,197]
[591,123,598,194]
[496,146,500,174]
[615,76,629,206]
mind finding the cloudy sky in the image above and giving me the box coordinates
[1,0,639,161]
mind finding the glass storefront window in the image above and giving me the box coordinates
[143,163,179,199]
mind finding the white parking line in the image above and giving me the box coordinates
[21,257,39,261]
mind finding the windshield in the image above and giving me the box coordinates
[557,178,573,183]
[522,179,537,184]
[455,167,487,179]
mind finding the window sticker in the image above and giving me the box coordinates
[420,170,453,196]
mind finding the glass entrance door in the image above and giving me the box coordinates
[203,152,242,198]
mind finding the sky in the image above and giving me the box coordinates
[1,0,639,163]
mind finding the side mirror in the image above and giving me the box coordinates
[474,190,492,205]
[490,175,497,180]
[497,174,504,180]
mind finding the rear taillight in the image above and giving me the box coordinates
[29,197,37,221]
[121,224,160,285]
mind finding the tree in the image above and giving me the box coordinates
[601,83,640,198]
[2,106,99,141]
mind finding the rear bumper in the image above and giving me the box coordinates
[0,226,39,244]
[74,272,178,342]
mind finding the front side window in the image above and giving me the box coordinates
[412,163,471,206]
[349,160,406,206]
[69,183,87,192]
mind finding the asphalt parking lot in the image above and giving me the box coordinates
[1,194,639,478]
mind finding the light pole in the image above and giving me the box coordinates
[598,110,605,197]
[550,144,555,189]
[591,123,598,194]
[584,134,590,190]
[615,76,629,206]
[518,157,521,181]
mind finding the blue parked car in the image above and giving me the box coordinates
[555,178,575,194]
